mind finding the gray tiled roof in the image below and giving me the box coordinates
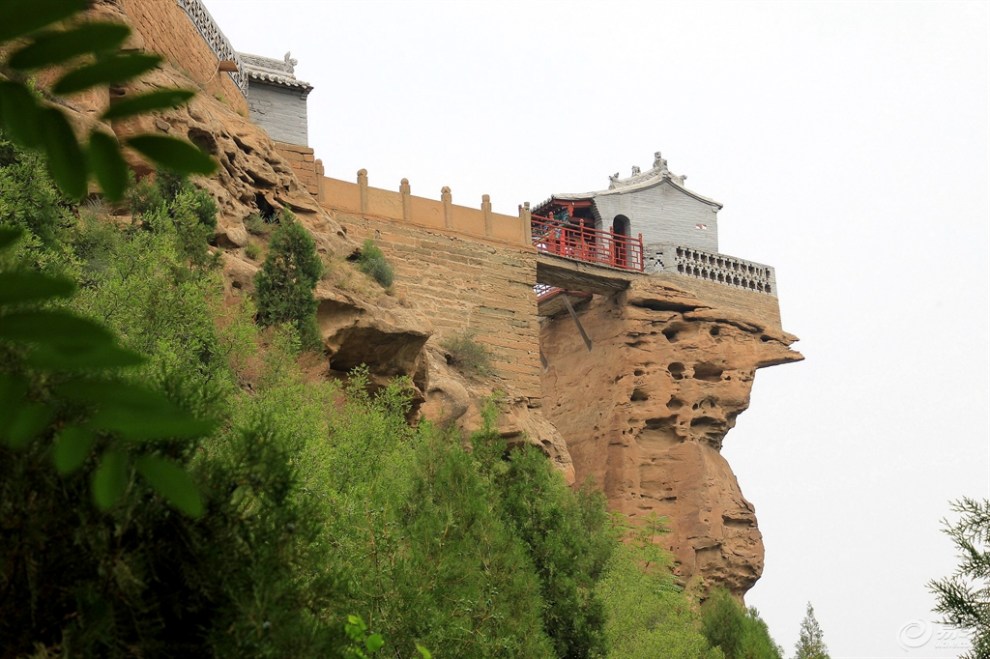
[533,152,722,214]
[237,51,313,91]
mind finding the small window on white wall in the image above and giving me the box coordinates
[694,223,708,231]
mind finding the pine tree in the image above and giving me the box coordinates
[793,603,830,659]
[929,497,990,659]
[254,212,324,348]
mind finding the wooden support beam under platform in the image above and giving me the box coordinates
[537,289,592,318]
[536,253,645,294]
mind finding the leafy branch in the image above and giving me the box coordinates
[0,0,220,516]
[0,0,216,202]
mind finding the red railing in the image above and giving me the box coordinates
[531,215,644,272]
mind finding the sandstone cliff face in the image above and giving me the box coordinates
[541,278,801,595]
[62,0,572,471]
[59,0,798,597]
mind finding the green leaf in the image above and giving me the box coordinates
[58,379,214,440]
[87,406,214,441]
[92,449,128,510]
[53,53,161,95]
[4,403,54,449]
[8,22,131,70]
[0,374,29,437]
[0,309,116,348]
[101,89,195,121]
[53,425,96,474]
[0,0,88,43]
[136,455,203,517]
[126,135,217,176]
[26,344,146,371]
[0,271,75,306]
[41,108,87,200]
[0,81,44,148]
[88,131,129,201]
[0,227,24,251]
[415,643,433,659]
[365,633,385,654]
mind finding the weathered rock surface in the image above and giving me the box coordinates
[53,0,795,598]
[541,278,802,595]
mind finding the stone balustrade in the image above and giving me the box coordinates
[645,244,776,296]
[174,0,248,96]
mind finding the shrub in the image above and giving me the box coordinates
[254,212,324,350]
[245,243,261,261]
[441,330,494,377]
[126,175,165,216]
[701,587,783,659]
[357,239,394,288]
[244,212,275,236]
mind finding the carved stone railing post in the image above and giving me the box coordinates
[400,178,411,222]
[520,201,532,245]
[357,169,368,214]
[441,186,452,228]
[482,194,493,238]
[314,159,325,203]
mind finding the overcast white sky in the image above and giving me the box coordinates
[201,1,989,656]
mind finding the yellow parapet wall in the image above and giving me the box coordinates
[316,171,532,249]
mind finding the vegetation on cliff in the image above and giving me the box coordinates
[0,5,786,656]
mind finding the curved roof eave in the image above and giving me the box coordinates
[544,175,723,210]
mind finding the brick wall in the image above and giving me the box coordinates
[275,142,322,201]
[340,212,542,402]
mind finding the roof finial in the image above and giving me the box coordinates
[653,150,669,175]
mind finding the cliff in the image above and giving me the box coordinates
[541,278,801,594]
[66,0,800,598]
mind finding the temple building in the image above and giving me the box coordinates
[532,152,776,295]
[237,51,313,146]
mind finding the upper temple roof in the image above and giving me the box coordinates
[534,151,723,213]
[237,51,313,92]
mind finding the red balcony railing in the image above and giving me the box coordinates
[531,215,644,272]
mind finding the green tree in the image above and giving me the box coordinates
[792,603,829,659]
[598,516,720,658]
[481,437,615,658]
[929,497,990,659]
[254,212,323,349]
[701,588,783,659]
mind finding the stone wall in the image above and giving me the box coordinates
[247,82,310,146]
[651,273,785,332]
[337,212,542,403]
[120,0,247,116]
[274,142,323,202]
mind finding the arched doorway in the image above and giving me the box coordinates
[612,215,630,268]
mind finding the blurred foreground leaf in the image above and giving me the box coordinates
[136,456,204,517]
[9,22,131,70]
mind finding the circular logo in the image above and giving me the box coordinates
[898,619,933,649]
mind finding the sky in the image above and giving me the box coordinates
[199,1,989,656]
